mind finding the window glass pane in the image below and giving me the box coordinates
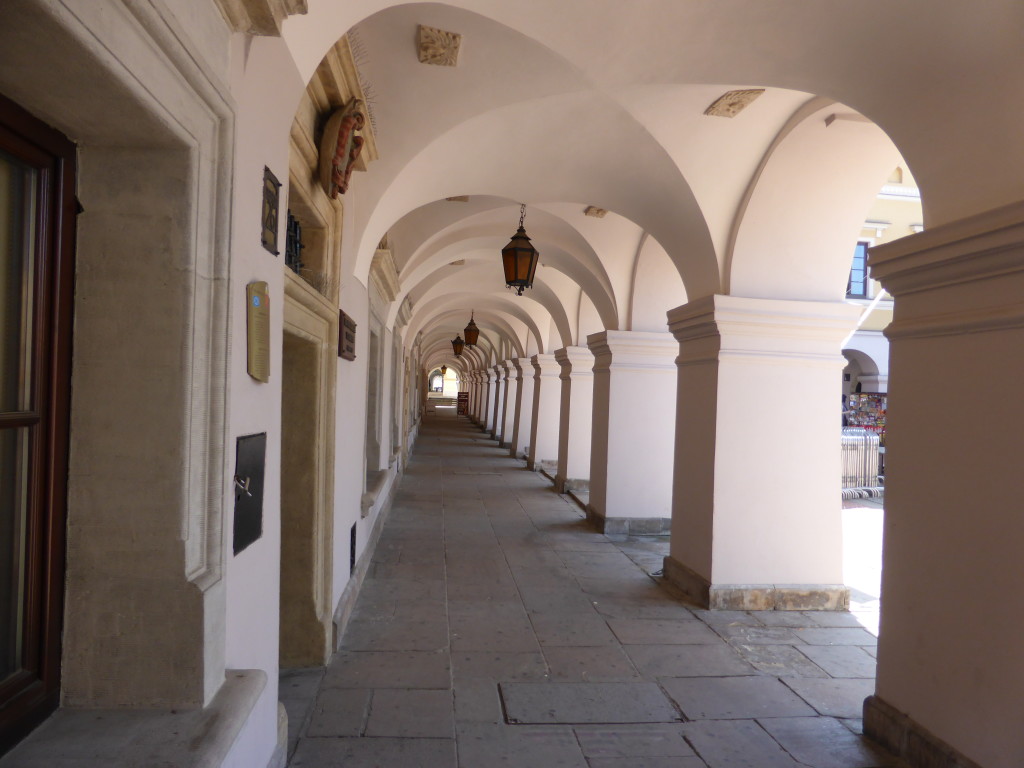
[0,427,29,683]
[0,149,36,414]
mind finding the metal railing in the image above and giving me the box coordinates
[841,428,881,489]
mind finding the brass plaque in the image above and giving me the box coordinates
[246,281,270,382]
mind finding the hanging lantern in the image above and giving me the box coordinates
[501,203,540,296]
[463,310,479,347]
[451,334,465,356]
[440,365,447,376]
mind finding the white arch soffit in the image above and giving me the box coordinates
[402,263,575,350]
[396,249,612,337]
[356,90,717,298]
[628,233,688,332]
[419,316,522,362]
[411,305,530,359]
[842,348,881,377]
[727,100,902,301]
[405,289,559,354]
[392,209,619,327]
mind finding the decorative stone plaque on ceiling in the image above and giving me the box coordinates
[584,206,608,218]
[418,24,462,66]
[318,98,366,198]
[704,89,765,118]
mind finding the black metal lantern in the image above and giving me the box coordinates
[463,311,479,347]
[501,204,539,295]
[440,365,447,376]
[451,335,465,356]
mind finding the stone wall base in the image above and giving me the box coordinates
[662,556,849,611]
[587,506,670,536]
[863,695,983,768]
[554,475,589,494]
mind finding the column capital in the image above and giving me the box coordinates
[871,200,1024,340]
[530,353,560,375]
[510,357,532,378]
[553,346,594,378]
[499,359,515,375]
[587,330,677,373]
[667,295,858,368]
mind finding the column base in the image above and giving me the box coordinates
[662,556,849,611]
[554,475,589,494]
[587,506,670,536]
[864,695,983,768]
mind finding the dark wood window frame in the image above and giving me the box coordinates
[0,91,76,755]
[847,241,870,298]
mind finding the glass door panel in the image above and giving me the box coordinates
[0,150,35,414]
[0,428,28,684]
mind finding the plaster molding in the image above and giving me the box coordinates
[213,0,307,36]
[553,346,595,378]
[530,353,560,376]
[587,330,677,372]
[870,199,1024,297]
[370,247,400,302]
[668,295,858,368]
[418,24,462,66]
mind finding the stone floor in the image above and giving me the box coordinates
[285,412,894,767]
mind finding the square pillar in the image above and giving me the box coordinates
[509,357,535,459]
[664,295,859,611]
[499,360,517,448]
[554,346,594,494]
[482,369,497,432]
[527,354,560,471]
[861,204,1024,768]
[587,331,677,535]
[489,364,506,440]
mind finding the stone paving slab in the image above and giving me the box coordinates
[290,736,456,767]
[797,645,877,679]
[782,677,877,718]
[305,688,370,737]
[793,627,879,647]
[543,645,641,682]
[681,719,801,767]
[623,643,756,678]
[573,723,697,758]
[500,682,680,724]
[455,724,588,768]
[364,688,454,738]
[450,650,549,682]
[731,643,830,678]
[758,716,894,768]
[528,612,620,647]
[607,617,718,645]
[320,650,451,689]
[661,676,817,720]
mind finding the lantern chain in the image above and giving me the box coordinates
[519,203,526,229]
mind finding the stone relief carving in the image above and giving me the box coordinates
[704,89,765,118]
[584,206,608,218]
[318,99,366,198]
[418,24,462,66]
[214,0,307,36]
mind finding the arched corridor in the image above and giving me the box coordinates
[286,411,884,767]
[1,2,1022,767]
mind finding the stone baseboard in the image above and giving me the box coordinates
[864,695,983,768]
[554,475,589,494]
[662,556,849,610]
[587,506,670,536]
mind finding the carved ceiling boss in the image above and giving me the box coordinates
[319,98,366,198]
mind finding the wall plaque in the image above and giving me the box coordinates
[233,432,266,556]
[261,166,281,254]
[339,310,357,361]
[247,281,270,382]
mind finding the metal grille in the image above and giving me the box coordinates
[841,427,880,489]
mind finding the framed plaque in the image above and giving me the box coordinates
[339,310,357,361]
[246,281,270,382]
[261,166,281,255]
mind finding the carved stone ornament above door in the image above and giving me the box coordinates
[318,99,366,198]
